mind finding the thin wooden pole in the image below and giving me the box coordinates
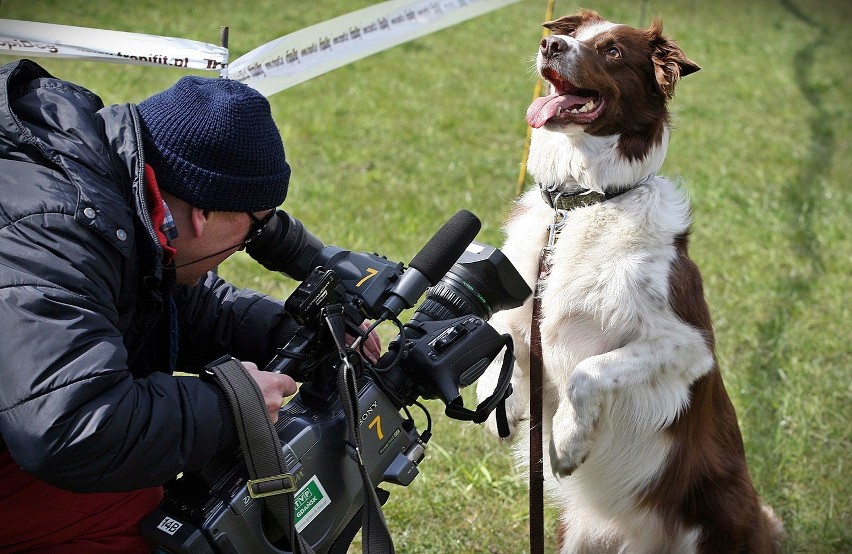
[516,0,557,197]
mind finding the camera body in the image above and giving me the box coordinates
[143,375,418,554]
[141,211,531,554]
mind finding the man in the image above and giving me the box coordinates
[0,59,305,552]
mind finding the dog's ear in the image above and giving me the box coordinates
[543,9,602,35]
[647,17,700,99]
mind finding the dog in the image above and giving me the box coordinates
[476,10,784,553]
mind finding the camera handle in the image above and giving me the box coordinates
[442,335,514,438]
[324,304,397,554]
[202,357,317,554]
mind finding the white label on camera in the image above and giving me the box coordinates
[294,476,331,532]
[157,516,183,536]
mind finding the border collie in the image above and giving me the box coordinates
[476,10,783,553]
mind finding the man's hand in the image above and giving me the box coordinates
[242,362,297,423]
[348,321,382,364]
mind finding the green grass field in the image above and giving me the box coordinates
[2,0,849,552]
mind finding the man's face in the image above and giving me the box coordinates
[172,209,273,286]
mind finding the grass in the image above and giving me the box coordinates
[2,0,849,552]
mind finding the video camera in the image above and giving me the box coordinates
[141,210,531,554]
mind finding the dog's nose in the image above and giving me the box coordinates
[541,36,569,58]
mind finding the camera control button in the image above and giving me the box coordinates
[434,325,468,352]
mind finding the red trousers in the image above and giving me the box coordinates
[0,450,163,553]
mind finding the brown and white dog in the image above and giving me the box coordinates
[476,10,783,553]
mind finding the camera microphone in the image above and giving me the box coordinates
[381,210,482,318]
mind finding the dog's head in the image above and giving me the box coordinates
[527,10,699,161]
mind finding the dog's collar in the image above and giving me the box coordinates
[538,184,628,211]
[538,176,654,211]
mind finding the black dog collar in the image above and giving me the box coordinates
[539,184,631,211]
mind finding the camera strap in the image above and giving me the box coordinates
[443,336,514,438]
[325,306,396,554]
[203,356,317,554]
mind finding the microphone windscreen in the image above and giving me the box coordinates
[409,210,481,284]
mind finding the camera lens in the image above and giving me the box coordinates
[246,210,325,280]
[412,269,491,323]
[409,243,530,325]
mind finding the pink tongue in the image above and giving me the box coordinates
[526,93,592,128]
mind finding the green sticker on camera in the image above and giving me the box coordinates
[294,476,331,532]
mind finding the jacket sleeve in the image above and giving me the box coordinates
[0,209,232,492]
[172,271,301,372]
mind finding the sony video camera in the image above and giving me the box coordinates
[141,210,531,554]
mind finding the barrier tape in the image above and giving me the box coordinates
[0,19,228,71]
[228,0,522,96]
[0,0,519,95]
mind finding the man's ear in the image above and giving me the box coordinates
[189,207,210,238]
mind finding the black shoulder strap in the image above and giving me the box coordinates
[203,356,316,554]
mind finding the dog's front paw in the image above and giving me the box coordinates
[549,393,598,476]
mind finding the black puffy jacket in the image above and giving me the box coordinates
[0,60,298,492]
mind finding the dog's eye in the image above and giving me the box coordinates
[606,46,622,58]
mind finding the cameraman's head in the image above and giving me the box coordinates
[137,76,290,285]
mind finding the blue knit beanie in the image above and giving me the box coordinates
[137,76,290,212]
